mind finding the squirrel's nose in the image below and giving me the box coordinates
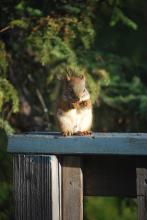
[72,94,79,101]
[74,97,80,102]
[76,98,80,102]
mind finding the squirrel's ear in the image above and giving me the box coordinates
[66,74,71,81]
[80,74,85,80]
[65,68,71,81]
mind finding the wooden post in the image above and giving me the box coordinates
[13,154,61,220]
[62,156,83,220]
[136,168,147,220]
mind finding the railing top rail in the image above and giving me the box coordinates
[7,132,147,156]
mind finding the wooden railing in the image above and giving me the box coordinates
[8,132,147,220]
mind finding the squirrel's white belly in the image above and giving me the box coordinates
[57,108,92,133]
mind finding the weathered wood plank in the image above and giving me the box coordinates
[51,156,61,220]
[8,132,147,156]
[84,156,136,197]
[13,154,61,220]
[136,168,147,220]
[62,156,83,220]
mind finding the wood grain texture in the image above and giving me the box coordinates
[62,156,83,220]
[136,168,147,220]
[8,132,147,156]
[13,154,61,220]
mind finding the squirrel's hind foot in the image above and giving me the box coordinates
[61,131,92,136]
[76,131,92,136]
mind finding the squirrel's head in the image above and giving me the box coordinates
[64,74,86,102]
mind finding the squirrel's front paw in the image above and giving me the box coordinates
[69,102,77,109]
[80,101,87,107]
[80,100,90,107]
[62,131,73,136]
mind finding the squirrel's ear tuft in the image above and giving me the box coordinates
[66,74,71,81]
[79,74,85,80]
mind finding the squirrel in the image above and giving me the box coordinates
[56,69,93,136]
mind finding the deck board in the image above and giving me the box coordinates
[8,132,147,155]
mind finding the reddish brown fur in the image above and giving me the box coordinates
[56,72,92,136]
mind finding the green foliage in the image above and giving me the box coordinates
[0,40,19,134]
[15,2,43,17]
[0,78,19,134]
[110,7,138,30]
[84,197,137,220]
[0,0,147,219]
[0,78,19,113]
[0,42,8,77]
[27,27,76,66]
[100,55,147,116]
[9,19,29,29]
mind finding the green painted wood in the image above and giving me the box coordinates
[8,132,147,156]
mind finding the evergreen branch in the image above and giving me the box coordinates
[0,26,10,33]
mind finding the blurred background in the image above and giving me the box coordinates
[0,0,147,219]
